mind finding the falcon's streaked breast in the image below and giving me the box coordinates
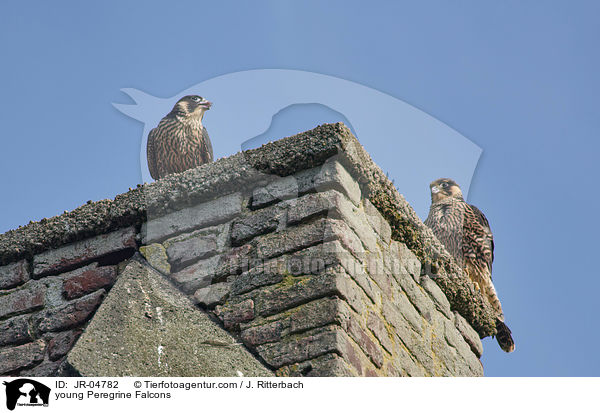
[147,95,213,180]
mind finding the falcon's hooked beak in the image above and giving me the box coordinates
[199,100,212,110]
[430,184,446,203]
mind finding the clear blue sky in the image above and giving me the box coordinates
[1,1,599,376]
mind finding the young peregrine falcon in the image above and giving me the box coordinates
[424,178,515,353]
[147,95,213,180]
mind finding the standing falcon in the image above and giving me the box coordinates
[147,95,213,180]
[424,178,515,353]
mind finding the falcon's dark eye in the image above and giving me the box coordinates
[191,96,202,102]
[440,182,448,188]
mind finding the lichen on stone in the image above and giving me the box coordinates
[139,243,171,274]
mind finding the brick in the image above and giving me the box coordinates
[253,217,365,266]
[241,319,286,347]
[258,240,349,279]
[382,301,436,375]
[36,289,104,333]
[0,282,46,319]
[62,265,118,300]
[231,206,284,246]
[256,326,343,368]
[293,166,326,194]
[286,191,338,226]
[420,275,452,319]
[142,192,242,244]
[288,190,378,253]
[33,227,136,277]
[0,314,32,346]
[232,239,351,297]
[363,199,392,244]
[19,359,65,377]
[365,254,392,296]
[392,292,424,334]
[392,266,435,321]
[453,311,483,358]
[336,270,368,315]
[215,299,255,330]
[252,175,299,208]
[0,260,30,290]
[276,353,355,377]
[230,258,286,296]
[234,254,368,328]
[366,310,395,355]
[48,329,83,361]
[313,160,362,206]
[194,282,231,307]
[338,251,380,306]
[397,242,422,283]
[240,297,343,347]
[0,340,46,375]
[169,255,220,294]
[330,195,379,253]
[57,261,98,277]
[325,219,365,261]
[383,242,404,277]
[213,244,254,280]
[164,223,229,269]
[253,267,343,317]
[389,347,428,377]
[338,328,378,376]
[255,218,328,260]
[289,297,342,334]
[442,318,479,371]
[139,243,171,274]
[430,334,458,376]
[167,236,215,267]
[343,316,384,368]
[284,162,358,203]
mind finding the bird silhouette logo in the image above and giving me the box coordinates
[114,69,483,301]
[113,69,481,219]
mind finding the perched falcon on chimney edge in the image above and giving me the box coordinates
[424,178,515,353]
[147,95,213,180]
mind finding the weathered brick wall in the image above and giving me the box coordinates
[0,230,136,375]
[0,123,490,377]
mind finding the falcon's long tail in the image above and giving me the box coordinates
[495,319,515,353]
